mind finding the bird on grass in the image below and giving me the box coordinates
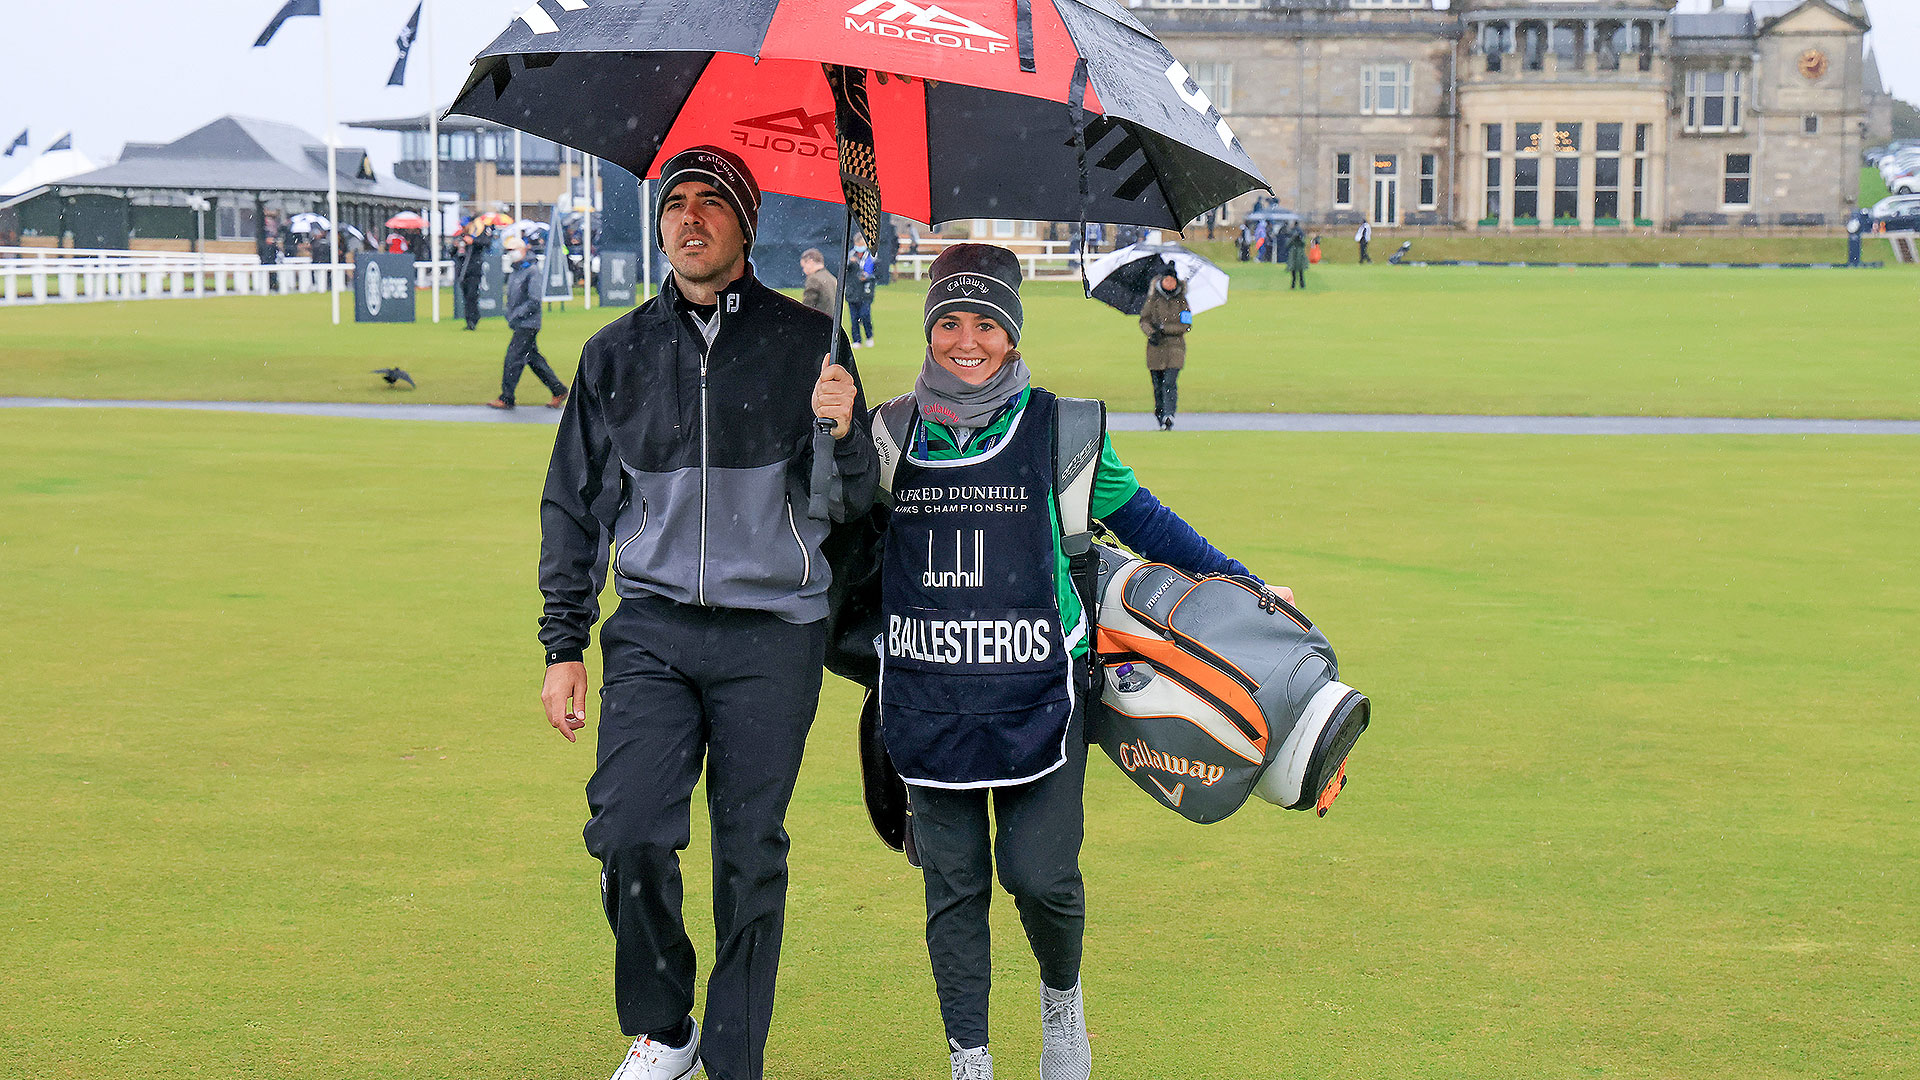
[372,367,415,389]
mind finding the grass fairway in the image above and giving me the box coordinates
[3,409,1915,1078]
[5,260,1919,417]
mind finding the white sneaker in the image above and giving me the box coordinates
[850,340,863,349]
[950,1039,994,1080]
[1039,983,1091,1080]
[610,1020,701,1080]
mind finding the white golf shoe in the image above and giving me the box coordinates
[609,1020,701,1080]
[1039,983,1091,1080]
[950,1039,994,1080]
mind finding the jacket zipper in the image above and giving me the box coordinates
[786,496,810,589]
[614,499,648,567]
[698,312,715,605]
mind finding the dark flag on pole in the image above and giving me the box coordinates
[387,3,422,87]
[254,0,320,48]
[5,129,27,156]
[47,132,73,153]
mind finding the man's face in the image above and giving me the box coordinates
[661,180,746,286]
[800,255,821,276]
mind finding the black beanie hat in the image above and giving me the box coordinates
[924,243,1024,345]
[654,145,762,253]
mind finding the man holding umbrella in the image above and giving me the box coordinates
[537,145,874,1080]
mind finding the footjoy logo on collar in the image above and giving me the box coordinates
[845,0,1011,55]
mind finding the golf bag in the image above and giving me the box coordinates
[1090,545,1370,824]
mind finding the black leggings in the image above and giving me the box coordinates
[907,690,1088,1049]
[1150,368,1181,422]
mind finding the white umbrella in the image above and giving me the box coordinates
[1085,242,1231,317]
[289,212,331,234]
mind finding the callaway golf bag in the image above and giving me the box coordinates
[1091,544,1370,825]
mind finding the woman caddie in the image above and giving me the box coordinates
[871,244,1287,1080]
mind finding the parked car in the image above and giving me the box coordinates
[1870,195,1920,233]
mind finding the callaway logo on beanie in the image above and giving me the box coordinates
[924,243,1024,345]
[654,145,762,253]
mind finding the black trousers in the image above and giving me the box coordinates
[501,328,565,405]
[848,301,874,343]
[907,682,1088,1050]
[1150,368,1181,422]
[585,596,826,1080]
[1290,264,1307,289]
[461,275,483,328]
[1358,240,1372,264]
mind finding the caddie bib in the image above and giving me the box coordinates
[880,389,1075,788]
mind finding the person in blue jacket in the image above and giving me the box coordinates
[486,233,568,410]
[872,244,1283,1080]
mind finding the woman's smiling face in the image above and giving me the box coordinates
[929,311,1013,385]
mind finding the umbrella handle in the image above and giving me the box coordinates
[808,206,857,521]
[809,418,835,520]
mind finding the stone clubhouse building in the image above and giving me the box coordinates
[1130,0,1892,230]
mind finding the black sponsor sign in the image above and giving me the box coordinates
[597,248,639,306]
[354,253,416,323]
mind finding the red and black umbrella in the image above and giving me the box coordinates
[446,0,1267,233]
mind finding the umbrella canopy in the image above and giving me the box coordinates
[507,219,551,238]
[471,211,514,229]
[1085,241,1228,316]
[384,211,428,230]
[446,0,1267,229]
[288,212,330,234]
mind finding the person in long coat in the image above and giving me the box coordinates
[1288,223,1310,289]
[1138,267,1190,430]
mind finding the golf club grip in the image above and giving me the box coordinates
[808,418,835,520]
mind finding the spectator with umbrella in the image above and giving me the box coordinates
[1138,259,1190,429]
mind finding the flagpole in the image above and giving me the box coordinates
[321,0,341,325]
[425,0,441,324]
[583,154,594,311]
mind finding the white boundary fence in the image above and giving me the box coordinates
[0,247,457,306]
[895,238,1088,281]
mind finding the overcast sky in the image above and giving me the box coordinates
[2,0,1914,183]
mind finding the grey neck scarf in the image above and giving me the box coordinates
[914,349,1031,432]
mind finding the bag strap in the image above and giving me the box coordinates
[872,393,917,503]
[1054,396,1104,543]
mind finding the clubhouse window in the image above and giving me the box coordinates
[1723,154,1752,209]
[1553,157,1579,222]
[1633,124,1650,221]
[1361,64,1414,117]
[1419,153,1437,210]
[1555,122,1581,154]
[1803,114,1820,135]
[1594,124,1622,222]
[1334,152,1354,208]
[1513,158,1540,221]
[1685,71,1744,134]
[1485,156,1503,221]
[1516,123,1543,155]
[1192,60,1234,115]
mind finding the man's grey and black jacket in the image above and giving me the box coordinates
[538,267,877,664]
[504,257,541,331]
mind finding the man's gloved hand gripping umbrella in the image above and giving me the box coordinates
[447,0,1271,514]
